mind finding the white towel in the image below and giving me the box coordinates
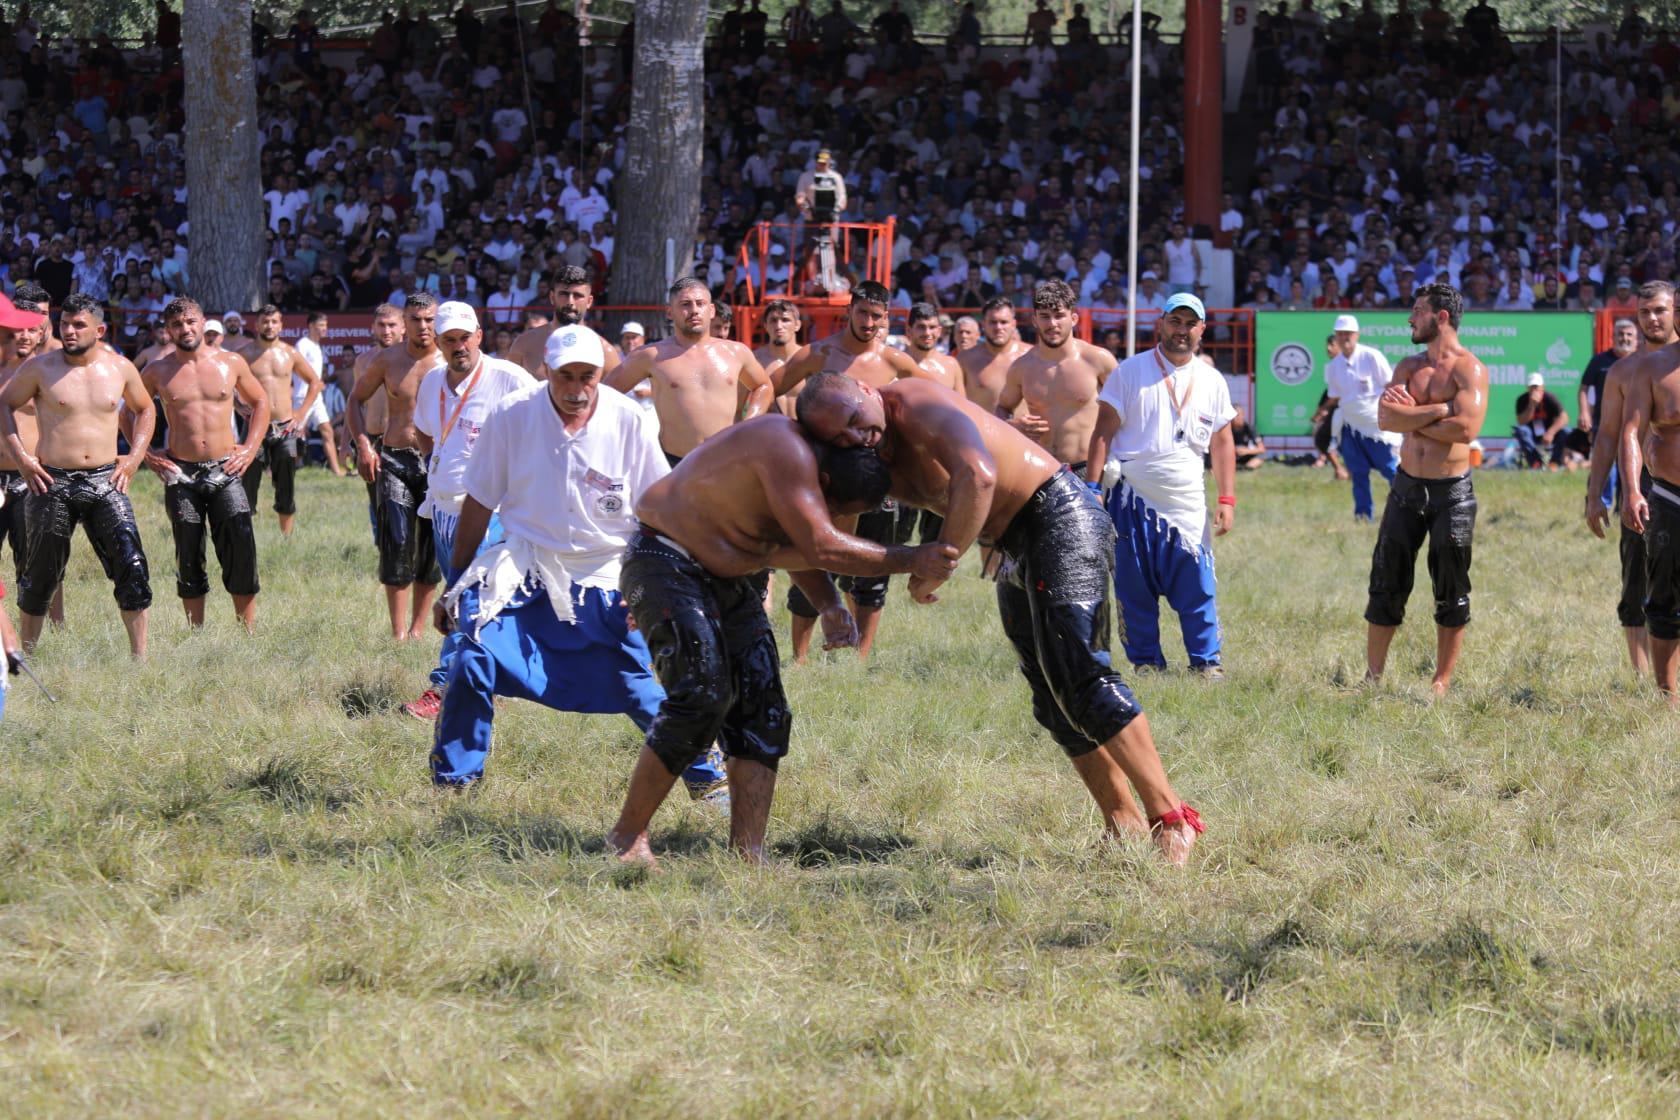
[442,534,579,640]
[1114,447,1212,552]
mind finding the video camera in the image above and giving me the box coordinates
[810,169,843,226]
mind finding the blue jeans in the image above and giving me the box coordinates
[1339,425,1400,520]
[1511,425,1566,468]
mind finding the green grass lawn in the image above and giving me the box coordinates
[3,463,1678,1117]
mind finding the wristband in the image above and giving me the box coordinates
[1218,495,1236,508]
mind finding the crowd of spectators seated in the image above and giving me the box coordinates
[0,0,1675,366]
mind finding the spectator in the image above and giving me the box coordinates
[1512,372,1577,470]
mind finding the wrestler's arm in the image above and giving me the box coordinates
[128,365,171,477]
[1621,357,1654,532]
[771,344,819,398]
[226,354,271,477]
[504,330,540,378]
[1584,361,1630,537]
[412,370,437,459]
[288,342,324,428]
[0,363,47,492]
[948,355,967,399]
[1415,356,1490,443]
[905,396,998,560]
[995,359,1025,418]
[115,361,157,493]
[600,336,623,376]
[1378,360,1451,431]
[1086,401,1120,485]
[602,345,650,395]
[346,350,384,482]
[735,346,773,421]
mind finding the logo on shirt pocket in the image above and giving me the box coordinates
[596,492,625,516]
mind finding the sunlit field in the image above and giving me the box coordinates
[3,464,1678,1117]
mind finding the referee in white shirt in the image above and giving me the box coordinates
[428,325,728,801]
[1323,314,1402,521]
[404,300,536,720]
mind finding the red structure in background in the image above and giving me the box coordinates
[1182,0,1224,232]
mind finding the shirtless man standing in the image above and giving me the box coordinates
[960,296,1035,427]
[137,298,269,631]
[775,280,924,660]
[1585,281,1676,675]
[234,304,323,536]
[796,372,1204,863]
[504,264,622,380]
[1620,292,1680,700]
[347,292,443,641]
[998,280,1113,475]
[605,415,960,866]
[348,304,401,543]
[1366,283,1490,696]
[606,277,772,465]
[902,302,965,394]
[0,293,155,657]
[0,287,65,626]
[754,299,802,417]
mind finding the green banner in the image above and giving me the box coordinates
[1253,311,1597,438]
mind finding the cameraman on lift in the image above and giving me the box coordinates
[795,149,848,295]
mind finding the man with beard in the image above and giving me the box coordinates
[232,304,323,536]
[134,298,269,631]
[1619,291,1680,702]
[901,302,964,394]
[0,285,65,626]
[0,293,155,658]
[1365,283,1490,696]
[402,301,536,721]
[774,281,924,660]
[999,280,1113,475]
[504,264,622,379]
[1585,283,1676,675]
[1085,294,1236,677]
[348,293,444,642]
[796,372,1204,864]
[604,277,773,466]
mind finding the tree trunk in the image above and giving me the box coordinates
[606,0,706,337]
[183,0,264,314]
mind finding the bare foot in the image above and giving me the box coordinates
[730,841,771,867]
[606,830,658,868]
[406,625,428,641]
[1153,823,1197,866]
[1430,678,1450,698]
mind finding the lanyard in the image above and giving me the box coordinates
[1152,346,1195,440]
[437,356,485,446]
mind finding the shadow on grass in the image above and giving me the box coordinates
[432,806,722,863]
[337,671,405,718]
[772,815,916,867]
[233,757,356,812]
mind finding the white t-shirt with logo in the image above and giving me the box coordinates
[463,383,668,590]
[1325,342,1401,444]
[413,355,537,516]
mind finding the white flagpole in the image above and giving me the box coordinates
[1125,0,1143,358]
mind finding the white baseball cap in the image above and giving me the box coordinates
[620,320,645,338]
[1526,372,1545,388]
[436,301,479,336]
[1332,314,1360,333]
[204,319,224,335]
[545,324,605,370]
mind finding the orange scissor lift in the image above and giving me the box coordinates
[732,218,897,344]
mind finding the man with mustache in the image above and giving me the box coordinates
[0,293,155,658]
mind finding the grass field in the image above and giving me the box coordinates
[3,463,1679,1117]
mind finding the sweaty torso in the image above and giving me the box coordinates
[1643,345,1680,486]
[1014,342,1106,465]
[961,339,1030,414]
[242,342,298,424]
[880,381,1059,541]
[906,348,963,392]
[379,344,441,450]
[30,352,129,469]
[642,336,748,458]
[635,419,802,577]
[352,349,389,436]
[757,341,801,417]
[151,352,242,462]
[509,323,621,379]
[1398,354,1472,478]
[813,334,902,390]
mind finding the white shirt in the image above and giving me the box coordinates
[1097,348,1235,545]
[463,383,666,589]
[1325,342,1399,443]
[293,336,325,408]
[413,354,536,516]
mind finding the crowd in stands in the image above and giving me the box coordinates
[0,0,1675,366]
